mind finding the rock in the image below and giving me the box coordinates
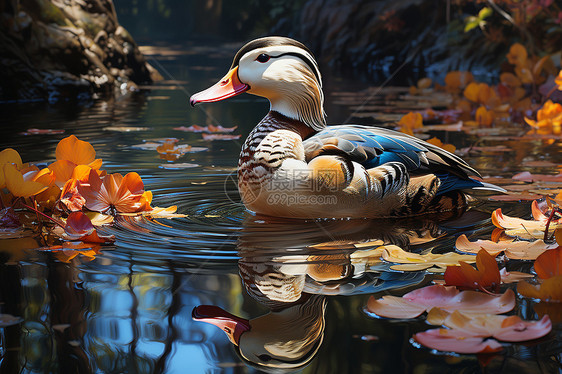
[0,0,161,102]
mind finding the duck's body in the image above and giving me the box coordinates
[191,36,503,219]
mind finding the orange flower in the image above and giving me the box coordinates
[78,170,152,214]
[50,135,102,186]
[444,249,501,292]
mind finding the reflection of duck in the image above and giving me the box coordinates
[193,295,326,371]
[193,213,493,371]
[190,36,503,219]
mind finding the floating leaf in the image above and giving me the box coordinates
[19,129,65,135]
[534,247,562,279]
[517,275,562,302]
[455,234,557,260]
[366,285,514,319]
[500,268,535,284]
[202,133,241,140]
[415,312,551,353]
[414,328,503,354]
[174,124,237,133]
[444,249,500,291]
[381,245,475,273]
[146,206,186,219]
[512,171,562,183]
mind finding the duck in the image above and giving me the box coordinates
[190,36,503,219]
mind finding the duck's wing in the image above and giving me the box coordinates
[303,125,480,180]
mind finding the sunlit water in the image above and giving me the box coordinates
[1,40,561,374]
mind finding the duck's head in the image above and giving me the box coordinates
[190,36,326,131]
[193,295,326,371]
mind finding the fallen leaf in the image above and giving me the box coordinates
[19,129,65,135]
[366,285,514,319]
[513,171,562,183]
[444,249,500,291]
[455,234,557,260]
[103,126,151,132]
[158,163,199,169]
[174,124,237,133]
[202,133,241,140]
[381,245,476,272]
[534,247,562,279]
[517,275,562,301]
[413,328,503,354]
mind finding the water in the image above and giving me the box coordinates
[0,40,561,374]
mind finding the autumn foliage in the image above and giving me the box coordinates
[0,135,181,261]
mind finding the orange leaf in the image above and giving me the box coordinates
[534,247,562,279]
[444,249,500,291]
[517,275,562,301]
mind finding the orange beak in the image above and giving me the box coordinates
[192,305,250,345]
[190,66,249,106]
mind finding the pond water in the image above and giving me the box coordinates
[1,40,561,373]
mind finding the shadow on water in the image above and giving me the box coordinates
[1,40,561,373]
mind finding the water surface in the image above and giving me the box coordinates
[1,40,561,373]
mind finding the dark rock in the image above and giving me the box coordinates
[0,0,162,102]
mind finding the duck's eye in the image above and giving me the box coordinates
[256,54,270,63]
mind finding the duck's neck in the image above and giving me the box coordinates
[268,80,327,132]
[239,111,315,168]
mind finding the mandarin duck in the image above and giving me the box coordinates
[190,36,503,219]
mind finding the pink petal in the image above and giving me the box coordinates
[414,329,503,354]
[493,315,552,342]
[366,295,426,319]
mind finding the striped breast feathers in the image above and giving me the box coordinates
[254,130,305,168]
